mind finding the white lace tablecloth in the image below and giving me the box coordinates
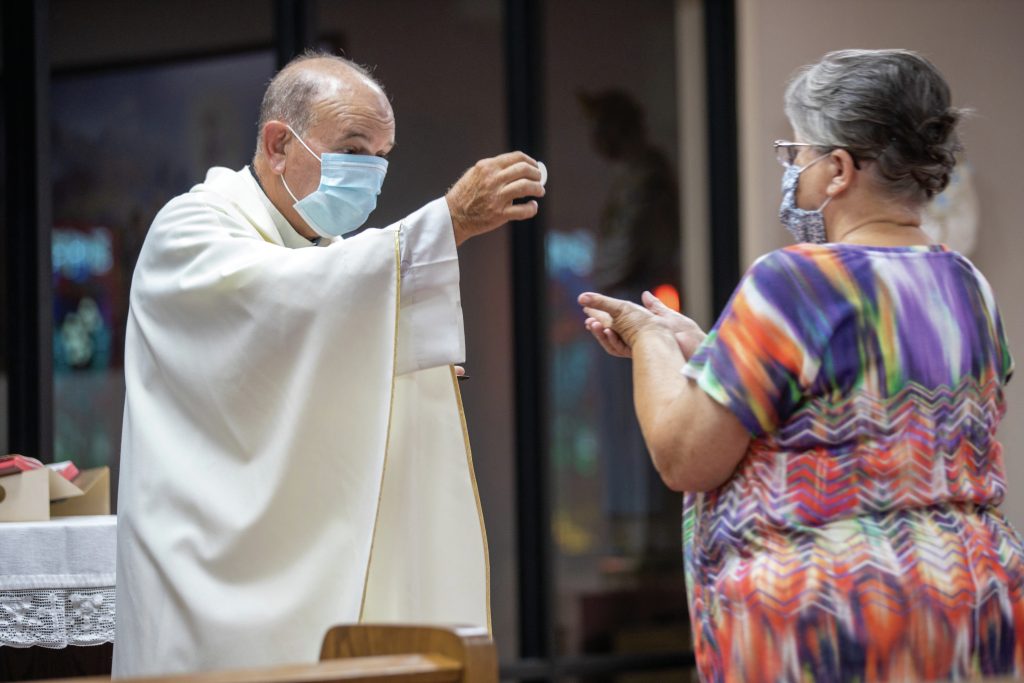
[0,515,116,648]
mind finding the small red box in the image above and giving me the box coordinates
[0,454,44,478]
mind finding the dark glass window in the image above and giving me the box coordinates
[314,0,520,659]
[49,0,273,501]
[542,0,690,674]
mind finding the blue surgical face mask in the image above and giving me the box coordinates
[778,153,831,244]
[280,125,388,238]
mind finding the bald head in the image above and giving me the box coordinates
[250,51,395,240]
[255,51,390,150]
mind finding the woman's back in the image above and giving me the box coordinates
[683,243,1021,682]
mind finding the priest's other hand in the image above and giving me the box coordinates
[445,151,545,247]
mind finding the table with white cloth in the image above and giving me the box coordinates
[0,515,116,650]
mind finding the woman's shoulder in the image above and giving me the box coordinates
[748,242,963,278]
[744,244,842,281]
[731,246,853,316]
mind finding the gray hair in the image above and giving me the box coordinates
[784,49,963,203]
[255,49,383,148]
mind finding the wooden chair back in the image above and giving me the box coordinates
[320,624,497,682]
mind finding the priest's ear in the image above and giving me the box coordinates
[261,121,292,175]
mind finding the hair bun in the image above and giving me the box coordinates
[917,109,959,147]
[895,108,961,198]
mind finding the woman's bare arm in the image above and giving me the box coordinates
[580,291,750,492]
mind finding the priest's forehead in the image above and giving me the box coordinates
[311,81,393,135]
[258,53,394,144]
[304,68,395,153]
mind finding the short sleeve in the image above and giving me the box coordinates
[967,258,1014,386]
[682,248,844,436]
[994,304,1014,385]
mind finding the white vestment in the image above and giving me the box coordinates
[112,167,490,677]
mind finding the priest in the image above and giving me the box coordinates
[112,51,544,677]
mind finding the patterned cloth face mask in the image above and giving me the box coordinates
[778,153,832,244]
[280,125,389,238]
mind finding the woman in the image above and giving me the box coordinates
[579,49,1022,682]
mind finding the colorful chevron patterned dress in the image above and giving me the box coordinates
[682,243,1021,682]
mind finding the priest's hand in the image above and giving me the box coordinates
[445,151,545,247]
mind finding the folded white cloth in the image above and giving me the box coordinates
[0,514,116,591]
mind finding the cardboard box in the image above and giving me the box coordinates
[0,466,110,522]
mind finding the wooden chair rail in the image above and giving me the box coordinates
[30,624,497,683]
[35,654,463,683]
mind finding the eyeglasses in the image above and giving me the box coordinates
[773,140,864,169]
[773,140,817,167]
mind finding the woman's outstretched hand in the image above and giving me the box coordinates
[639,291,706,358]
[578,290,706,360]
[579,292,652,358]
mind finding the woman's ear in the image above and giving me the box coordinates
[261,121,291,175]
[826,148,858,197]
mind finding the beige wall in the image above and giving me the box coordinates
[737,0,1024,527]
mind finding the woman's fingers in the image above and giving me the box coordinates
[585,318,631,358]
[579,290,654,353]
[603,329,632,357]
[642,290,676,317]
[578,291,628,315]
[582,307,614,326]
[643,290,679,320]
[581,293,651,326]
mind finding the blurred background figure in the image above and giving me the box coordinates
[576,88,682,576]
[579,89,681,305]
